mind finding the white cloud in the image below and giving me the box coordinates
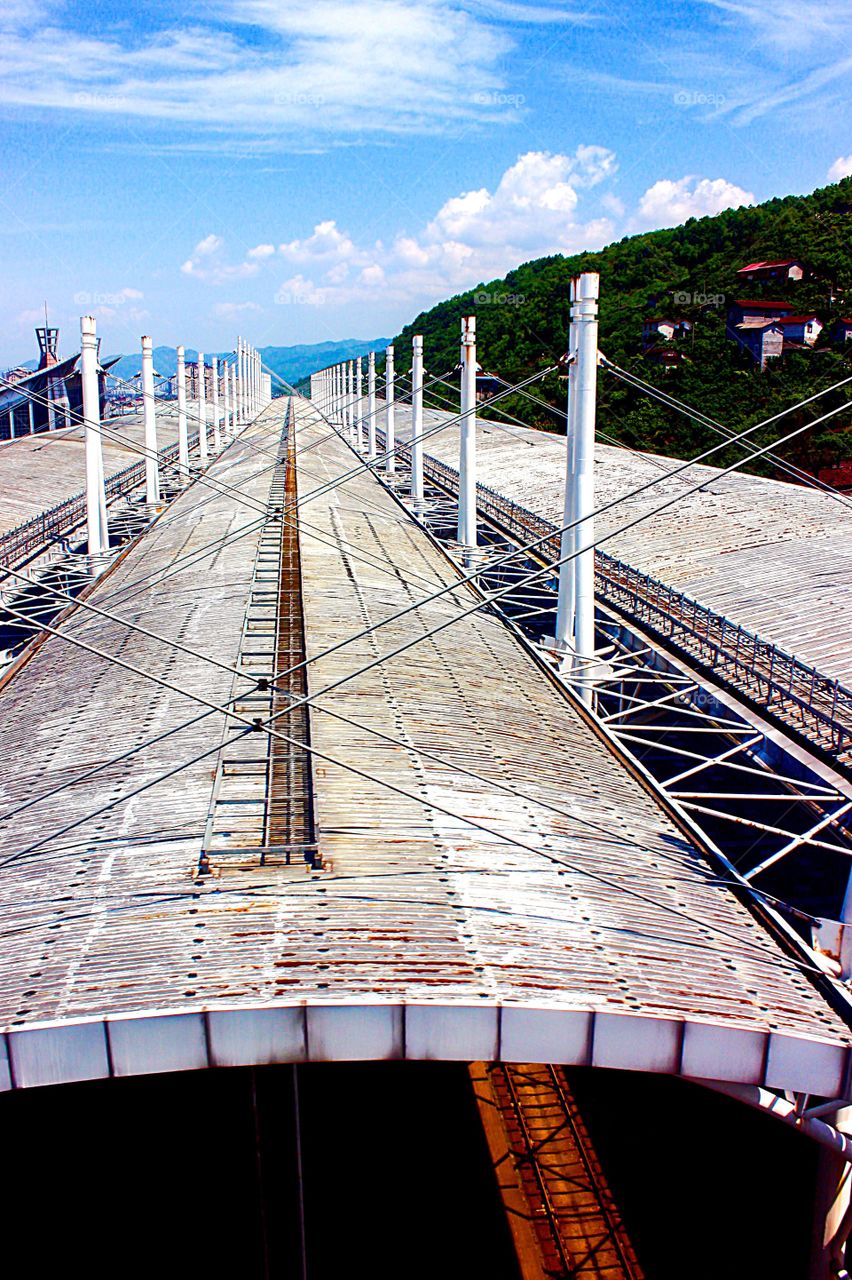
[181,235,259,282]
[828,156,852,183]
[359,265,386,287]
[701,0,846,53]
[600,192,625,217]
[214,301,262,318]
[247,243,276,260]
[275,275,328,306]
[194,234,224,257]
[188,147,617,315]
[279,220,357,265]
[633,176,754,230]
[421,149,616,256]
[0,0,556,144]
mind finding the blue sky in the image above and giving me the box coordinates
[1,0,850,364]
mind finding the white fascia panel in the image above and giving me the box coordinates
[500,1006,591,1065]
[9,1020,109,1087]
[108,1013,208,1077]
[208,1006,306,1067]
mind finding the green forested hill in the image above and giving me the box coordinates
[386,178,852,475]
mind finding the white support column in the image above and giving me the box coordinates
[211,356,221,452]
[410,334,424,503]
[341,361,347,439]
[367,352,377,459]
[177,345,189,483]
[347,361,354,442]
[97,433,108,547]
[28,399,34,434]
[385,345,395,474]
[80,315,108,556]
[571,272,600,706]
[243,341,249,420]
[457,315,477,548]
[554,278,579,655]
[355,357,363,452]
[223,362,231,442]
[198,352,208,465]
[237,338,243,423]
[141,335,160,504]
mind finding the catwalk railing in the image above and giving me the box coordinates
[0,429,202,571]
[380,432,852,764]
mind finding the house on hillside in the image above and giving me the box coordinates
[726,300,794,335]
[818,461,852,491]
[730,319,785,369]
[830,319,852,343]
[475,370,502,402]
[643,346,687,369]
[641,318,692,348]
[736,259,806,283]
[775,314,823,346]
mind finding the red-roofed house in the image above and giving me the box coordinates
[642,345,687,369]
[830,319,852,344]
[775,315,823,345]
[726,300,794,340]
[736,259,806,282]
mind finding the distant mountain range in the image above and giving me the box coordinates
[105,337,390,392]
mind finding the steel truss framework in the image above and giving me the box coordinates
[0,465,187,676]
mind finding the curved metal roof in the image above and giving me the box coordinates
[0,400,849,1094]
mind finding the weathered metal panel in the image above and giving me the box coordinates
[207,1006,307,1066]
[500,1006,591,1065]
[107,1013,208,1077]
[307,1004,403,1061]
[0,1034,12,1090]
[681,1021,767,1084]
[9,1020,109,1087]
[593,1013,682,1073]
[405,1004,500,1061]
[764,1032,848,1097]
